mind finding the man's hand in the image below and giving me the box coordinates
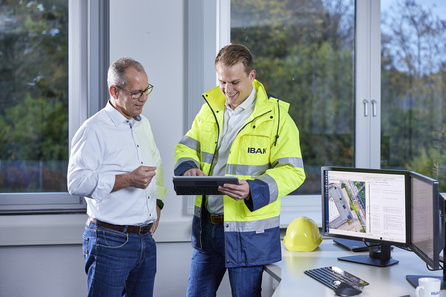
[218,179,250,201]
[128,166,157,189]
[150,205,161,235]
[113,166,157,192]
[183,168,206,176]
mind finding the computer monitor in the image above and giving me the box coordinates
[321,166,410,267]
[406,171,445,288]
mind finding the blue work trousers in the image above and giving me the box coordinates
[187,217,263,297]
[83,221,156,297]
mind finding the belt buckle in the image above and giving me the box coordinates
[210,215,223,224]
[134,225,143,234]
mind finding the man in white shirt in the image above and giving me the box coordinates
[67,57,166,297]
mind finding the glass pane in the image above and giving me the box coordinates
[0,1,68,193]
[231,0,355,194]
[381,0,446,191]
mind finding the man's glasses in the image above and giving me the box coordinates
[117,84,154,99]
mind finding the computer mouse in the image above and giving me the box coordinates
[334,282,362,296]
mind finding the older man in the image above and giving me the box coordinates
[68,57,166,297]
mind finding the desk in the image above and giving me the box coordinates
[266,239,445,297]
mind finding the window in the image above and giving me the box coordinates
[380,0,446,191]
[231,0,355,194]
[0,0,109,213]
[0,1,68,193]
[230,0,446,193]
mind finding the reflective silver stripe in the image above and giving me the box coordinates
[225,216,280,233]
[179,135,200,153]
[271,157,304,169]
[194,205,201,217]
[226,164,270,177]
[202,151,214,165]
[226,157,303,177]
[174,157,200,170]
[258,174,279,202]
[178,135,215,165]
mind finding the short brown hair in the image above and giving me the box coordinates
[215,44,254,75]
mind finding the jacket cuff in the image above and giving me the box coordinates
[174,160,199,176]
[245,179,270,211]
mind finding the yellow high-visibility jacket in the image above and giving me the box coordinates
[174,80,306,267]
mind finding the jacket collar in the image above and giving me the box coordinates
[203,79,275,115]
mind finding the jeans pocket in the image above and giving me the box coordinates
[97,229,129,249]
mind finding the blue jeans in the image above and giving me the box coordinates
[187,218,263,297]
[83,221,157,297]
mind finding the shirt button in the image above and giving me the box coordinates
[141,162,144,164]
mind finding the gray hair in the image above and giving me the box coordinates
[107,57,145,88]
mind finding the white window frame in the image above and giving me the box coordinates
[0,0,110,214]
[187,0,381,226]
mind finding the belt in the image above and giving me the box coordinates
[87,217,153,234]
[205,212,224,225]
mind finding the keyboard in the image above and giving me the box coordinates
[304,266,369,291]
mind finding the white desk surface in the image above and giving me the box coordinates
[267,239,445,297]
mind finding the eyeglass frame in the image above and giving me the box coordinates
[116,84,154,99]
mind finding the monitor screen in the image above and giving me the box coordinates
[409,171,443,270]
[321,166,410,266]
[406,171,445,288]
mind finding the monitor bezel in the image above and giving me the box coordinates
[408,171,444,270]
[321,166,411,247]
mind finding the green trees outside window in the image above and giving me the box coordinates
[0,0,68,192]
[231,0,446,193]
[232,0,355,194]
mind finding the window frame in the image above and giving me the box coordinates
[0,0,110,215]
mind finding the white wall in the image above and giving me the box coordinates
[109,0,192,232]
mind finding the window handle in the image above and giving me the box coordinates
[363,99,369,117]
[371,100,378,117]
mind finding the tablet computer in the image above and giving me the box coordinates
[172,176,239,195]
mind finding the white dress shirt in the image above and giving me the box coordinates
[67,101,166,225]
[207,88,256,215]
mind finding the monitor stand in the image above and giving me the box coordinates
[407,220,446,289]
[338,243,399,267]
[333,238,379,252]
[407,194,446,289]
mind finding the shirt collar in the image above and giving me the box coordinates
[105,100,140,126]
[225,87,256,112]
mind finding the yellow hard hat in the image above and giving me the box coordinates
[283,216,322,252]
